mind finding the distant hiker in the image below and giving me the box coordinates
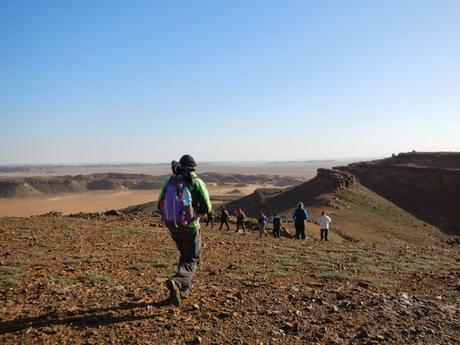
[257,211,268,238]
[235,208,246,232]
[273,213,282,238]
[292,202,308,240]
[205,210,214,228]
[157,154,212,306]
[219,205,230,231]
[318,210,332,241]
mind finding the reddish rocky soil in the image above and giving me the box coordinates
[0,214,459,344]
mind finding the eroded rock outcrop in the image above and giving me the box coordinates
[337,152,460,235]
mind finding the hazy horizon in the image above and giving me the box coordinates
[1,1,459,164]
[0,157,374,166]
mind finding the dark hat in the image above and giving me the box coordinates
[179,154,196,168]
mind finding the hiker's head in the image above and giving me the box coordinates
[321,210,326,215]
[179,154,196,172]
[297,202,304,209]
[171,154,196,176]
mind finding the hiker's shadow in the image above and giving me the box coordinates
[0,298,172,335]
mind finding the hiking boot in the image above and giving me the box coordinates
[166,279,181,306]
[180,289,189,299]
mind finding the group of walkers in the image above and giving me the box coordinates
[203,202,332,241]
[157,154,333,306]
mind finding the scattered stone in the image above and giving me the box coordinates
[355,327,369,339]
[109,285,126,292]
[335,292,346,300]
[186,336,202,345]
[358,282,369,288]
[217,311,232,319]
[104,209,122,216]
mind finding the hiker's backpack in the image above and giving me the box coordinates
[273,216,281,228]
[258,215,267,225]
[159,178,194,230]
[294,208,305,226]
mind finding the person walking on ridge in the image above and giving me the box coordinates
[257,211,268,238]
[219,205,230,231]
[318,210,332,241]
[273,213,282,238]
[293,202,308,240]
[205,210,214,228]
[157,154,212,306]
[235,208,246,233]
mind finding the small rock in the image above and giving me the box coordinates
[42,326,57,334]
[355,327,369,339]
[110,285,126,292]
[335,292,346,300]
[187,335,202,345]
[358,282,369,288]
[217,311,232,319]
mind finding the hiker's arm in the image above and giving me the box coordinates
[193,178,212,215]
[304,210,308,220]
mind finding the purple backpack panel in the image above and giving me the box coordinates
[161,179,188,230]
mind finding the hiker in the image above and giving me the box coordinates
[235,208,246,232]
[292,202,308,240]
[318,210,332,241]
[273,213,282,238]
[219,205,230,231]
[205,210,214,228]
[257,211,268,238]
[157,154,212,306]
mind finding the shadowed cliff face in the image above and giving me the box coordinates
[338,160,460,235]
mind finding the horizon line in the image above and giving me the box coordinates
[0,157,383,167]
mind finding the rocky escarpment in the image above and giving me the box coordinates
[224,168,358,217]
[371,151,460,169]
[337,152,460,235]
[0,181,41,198]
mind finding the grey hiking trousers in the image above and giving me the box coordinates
[169,227,201,292]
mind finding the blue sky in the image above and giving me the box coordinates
[1,0,459,164]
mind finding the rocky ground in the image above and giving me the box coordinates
[0,214,459,344]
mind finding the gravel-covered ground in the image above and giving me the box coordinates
[1,214,459,344]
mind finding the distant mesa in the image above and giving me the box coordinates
[226,189,243,194]
[0,172,302,199]
[86,179,118,190]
